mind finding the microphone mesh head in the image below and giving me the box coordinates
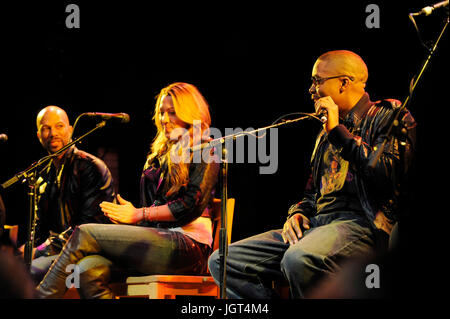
[121,113,130,123]
[423,6,434,15]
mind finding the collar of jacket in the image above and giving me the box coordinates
[62,145,77,161]
[341,92,374,130]
[310,93,373,162]
[42,145,77,174]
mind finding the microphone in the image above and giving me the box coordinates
[0,133,8,143]
[316,109,328,123]
[84,112,130,123]
[412,0,448,16]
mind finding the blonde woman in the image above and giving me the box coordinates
[37,82,219,298]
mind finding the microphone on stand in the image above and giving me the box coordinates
[411,0,449,16]
[316,109,328,123]
[84,112,130,123]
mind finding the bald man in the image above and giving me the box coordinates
[208,50,416,298]
[26,106,115,282]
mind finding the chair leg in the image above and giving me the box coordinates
[145,282,219,299]
[148,283,176,299]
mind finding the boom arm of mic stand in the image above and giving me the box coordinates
[190,115,311,153]
[369,16,448,170]
[1,121,107,190]
[215,115,311,299]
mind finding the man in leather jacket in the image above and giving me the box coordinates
[208,50,416,298]
[24,105,115,282]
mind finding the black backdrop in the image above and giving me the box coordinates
[0,0,447,249]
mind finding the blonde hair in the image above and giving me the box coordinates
[147,82,211,196]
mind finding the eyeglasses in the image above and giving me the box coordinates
[311,75,355,86]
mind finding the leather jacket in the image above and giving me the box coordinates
[139,153,220,229]
[35,146,115,250]
[287,93,416,234]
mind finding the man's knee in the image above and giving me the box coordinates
[208,249,219,279]
[280,247,314,275]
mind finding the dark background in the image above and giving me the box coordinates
[0,0,447,247]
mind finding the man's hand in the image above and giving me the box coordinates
[282,213,310,245]
[314,96,339,133]
[100,194,141,224]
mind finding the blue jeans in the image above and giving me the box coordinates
[37,223,209,298]
[208,212,378,298]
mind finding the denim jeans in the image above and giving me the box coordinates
[37,223,209,298]
[208,212,378,298]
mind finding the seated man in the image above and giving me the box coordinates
[208,50,416,298]
[21,105,115,282]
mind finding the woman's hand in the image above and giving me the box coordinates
[100,194,142,224]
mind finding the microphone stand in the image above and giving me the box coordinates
[369,13,448,170]
[218,145,228,299]
[191,114,314,298]
[1,120,107,269]
[368,13,448,251]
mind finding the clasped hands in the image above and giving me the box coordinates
[100,194,141,224]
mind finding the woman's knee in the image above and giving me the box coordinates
[73,224,97,239]
[77,255,113,273]
[76,255,114,298]
[70,225,92,246]
[68,224,103,252]
[77,256,113,288]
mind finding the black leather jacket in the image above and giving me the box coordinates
[139,153,220,229]
[287,93,416,233]
[35,146,115,249]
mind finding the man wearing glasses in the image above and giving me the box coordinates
[208,50,416,298]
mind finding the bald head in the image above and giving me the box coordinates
[36,106,70,129]
[310,50,369,115]
[315,50,368,86]
[36,105,73,154]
